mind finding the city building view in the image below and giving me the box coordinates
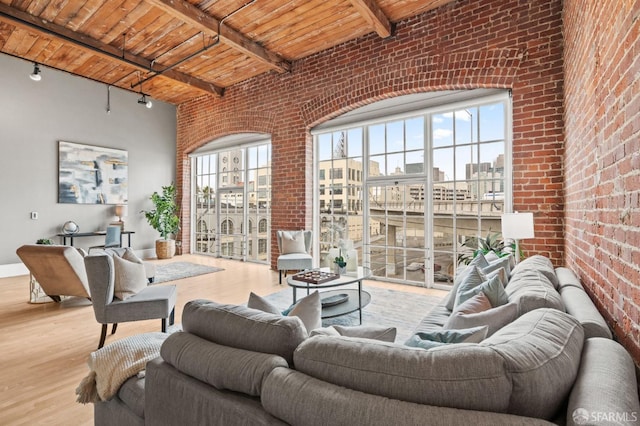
[192,99,507,289]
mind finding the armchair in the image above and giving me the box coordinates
[16,244,91,302]
[276,230,313,284]
[84,254,176,349]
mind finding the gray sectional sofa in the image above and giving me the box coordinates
[94,256,640,425]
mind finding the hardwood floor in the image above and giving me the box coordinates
[0,255,445,425]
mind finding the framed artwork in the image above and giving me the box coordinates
[58,141,128,204]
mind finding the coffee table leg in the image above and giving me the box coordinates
[292,287,297,304]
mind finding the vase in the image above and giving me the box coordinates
[334,264,346,275]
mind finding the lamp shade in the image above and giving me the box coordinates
[501,212,535,240]
[115,204,128,218]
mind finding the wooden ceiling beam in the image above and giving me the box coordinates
[348,0,393,38]
[147,0,291,73]
[0,3,224,96]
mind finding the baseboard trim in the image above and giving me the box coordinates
[0,263,29,278]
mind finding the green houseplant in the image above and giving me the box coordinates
[457,232,520,266]
[142,183,180,259]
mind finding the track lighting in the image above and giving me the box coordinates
[29,63,41,81]
[137,94,152,109]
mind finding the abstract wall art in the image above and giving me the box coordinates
[58,141,128,204]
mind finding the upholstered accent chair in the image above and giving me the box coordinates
[84,254,176,349]
[276,230,313,284]
[16,244,91,302]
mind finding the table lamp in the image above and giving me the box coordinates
[501,212,534,263]
[113,204,128,230]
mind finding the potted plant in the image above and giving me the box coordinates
[36,238,54,245]
[457,232,520,266]
[333,250,347,274]
[142,183,180,259]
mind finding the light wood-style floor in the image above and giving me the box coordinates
[0,255,445,426]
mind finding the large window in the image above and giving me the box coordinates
[314,90,510,288]
[192,138,271,263]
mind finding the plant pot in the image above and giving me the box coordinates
[156,239,176,259]
[334,264,347,275]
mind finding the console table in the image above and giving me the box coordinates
[57,230,135,247]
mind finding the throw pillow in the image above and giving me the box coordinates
[333,325,397,342]
[452,267,487,307]
[484,267,509,287]
[457,275,508,308]
[122,247,142,263]
[247,292,282,315]
[444,264,486,311]
[279,231,306,254]
[248,291,321,333]
[113,255,148,300]
[484,250,500,262]
[288,291,322,332]
[483,255,512,277]
[451,292,492,316]
[444,301,519,337]
[404,326,489,349]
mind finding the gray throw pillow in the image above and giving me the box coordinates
[483,255,512,277]
[457,275,508,308]
[332,325,397,342]
[444,300,519,337]
[452,267,488,307]
[248,291,321,333]
[404,325,488,349]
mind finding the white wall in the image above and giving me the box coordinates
[0,54,177,273]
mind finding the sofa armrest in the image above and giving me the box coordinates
[567,338,640,425]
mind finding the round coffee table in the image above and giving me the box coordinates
[287,267,371,324]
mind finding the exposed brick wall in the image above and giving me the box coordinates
[175,0,565,270]
[564,0,640,365]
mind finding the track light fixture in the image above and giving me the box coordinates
[137,94,153,108]
[29,63,42,81]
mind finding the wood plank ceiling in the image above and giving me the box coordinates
[0,0,454,105]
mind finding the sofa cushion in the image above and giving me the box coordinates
[505,269,565,315]
[116,375,145,418]
[404,326,488,349]
[294,336,512,412]
[262,368,556,426]
[160,332,288,396]
[411,304,452,334]
[510,255,559,289]
[182,299,308,365]
[248,291,322,333]
[481,308,584,419]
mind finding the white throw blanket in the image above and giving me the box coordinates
[76,332,168,403]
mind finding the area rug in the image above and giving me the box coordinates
[263,286,444,343]
[152,262,224,284]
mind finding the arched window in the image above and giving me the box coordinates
[258,218,267,233]
[221,219,234,234]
